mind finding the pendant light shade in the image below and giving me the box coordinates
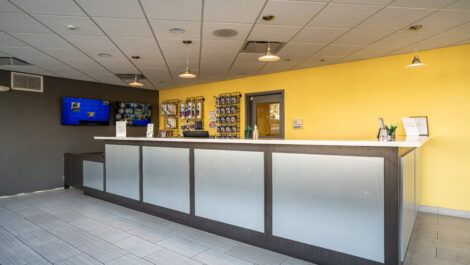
[179,40,197,79]
[129,75,143,87]
[258,46,280,62]
[406,25,426,69]
[406,55,426,68]
[179,67,197,78]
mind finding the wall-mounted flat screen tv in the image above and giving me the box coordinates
[114,102,151,126]
[62,97,110,125]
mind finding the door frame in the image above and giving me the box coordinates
[245,90,285,139]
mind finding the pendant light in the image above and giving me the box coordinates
[179,40,197,78]
[258,15,280,62]
[258,42,280,62]
[406,25,426,68]
[129,56,144,87]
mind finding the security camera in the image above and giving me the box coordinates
[0,85,10,92]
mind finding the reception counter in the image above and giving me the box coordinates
[84,136,429,265]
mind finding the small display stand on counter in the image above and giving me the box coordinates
[215,92,242,139]
[180,96,204,133]
[160,99,180,137]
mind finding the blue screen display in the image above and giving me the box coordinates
[62,97,110,125]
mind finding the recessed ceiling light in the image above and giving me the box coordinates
[170,28,185,34]
[67,24,78,30]
[212,29,238,38]
[98,53,111,57]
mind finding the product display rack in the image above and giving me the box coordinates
[180,96,205,132]
[215,92,242,139]
[160,99,180,137]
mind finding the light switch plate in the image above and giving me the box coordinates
[293,119,302,129]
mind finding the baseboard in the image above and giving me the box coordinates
[419,205,470,219]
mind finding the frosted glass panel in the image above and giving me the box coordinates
[105,144,140,200]
[143,147,190,213]
[83,160,103,191]
[400,150,416,261]
[273,153,384,263]
[195,149,264,232]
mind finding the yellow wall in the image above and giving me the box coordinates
[159,44,470,212]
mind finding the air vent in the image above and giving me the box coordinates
[0,57,31,66]
[11,72,43,93]
[115,74,146,81]
[242,41,285,54]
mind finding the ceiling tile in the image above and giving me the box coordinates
[259,1,326,26]
[357,7,435,30]
[0,13,52,33]
[151,20,201,39]
[93,18,152,37]
[203,22,252,40]
[0,0,23,13]
[158,38,200,59]
[390,0,456,9]
[258,62,295,75]
[417,32,470,50]
[293,27,349,44]
[9,0,85,16]
[141,68,172,83]
[278,42,324,57]
[444,0,470,11]
[330,0,393,5]
[11,33,72,49]
[0,32,29,47]
[314,44,362,57]
[111,37,159,53]
[201,39,243,55]
[34,15,103,35]
[41,48,88,60]
[293,55,341,69]
[200,62,232,75]
[141,0,202,21]
[413,10,470,32]
[343,45,398,61]
[372,29,436,46]
[448,21,470,33]
[199,74,226,83]
[233,53,265,64]
[333,29,393,45]
[0,65,54,76]
[129,51,165,68]
[229,61,264,74]
[204,0,266,23]
[62,35,125,60]
[98,59,135,73]
[75,0,143,18]
[309,3,382,28]
[0,46,50,60]
[249,24,302,42]
[201,51,238,64]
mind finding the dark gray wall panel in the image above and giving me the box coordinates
[0,69,158,196]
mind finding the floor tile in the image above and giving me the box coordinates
[70,218,110,232]
[32,240,81,263]
[281,257,317,265]
[114,236,162,257]
[94,226,132,243]
[157,237,208,257]
[55,229,101,248]
[144,248,203,265]
[127,225,172,243]
[106,254,154,265]
[0,244,44,265]
[79,240,128,263]
[194,249,254,265]
[54,253,102,265]
[226,244,288,265]
[16,229,61,247]
[26,259,53,265]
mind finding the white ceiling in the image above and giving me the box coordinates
[0,0,469,90]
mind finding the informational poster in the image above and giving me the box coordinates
[146,123,154,138]
[209,111,216,120]
[209,111,217,129]
[402,117,429,136]
[116,121,127,137]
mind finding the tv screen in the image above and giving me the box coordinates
[62,97,110,125]
[114,102,151,126]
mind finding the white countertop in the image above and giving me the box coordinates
[94,136,430,147]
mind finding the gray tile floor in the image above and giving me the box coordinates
[1,189,470,265]
[0,189,313,265]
